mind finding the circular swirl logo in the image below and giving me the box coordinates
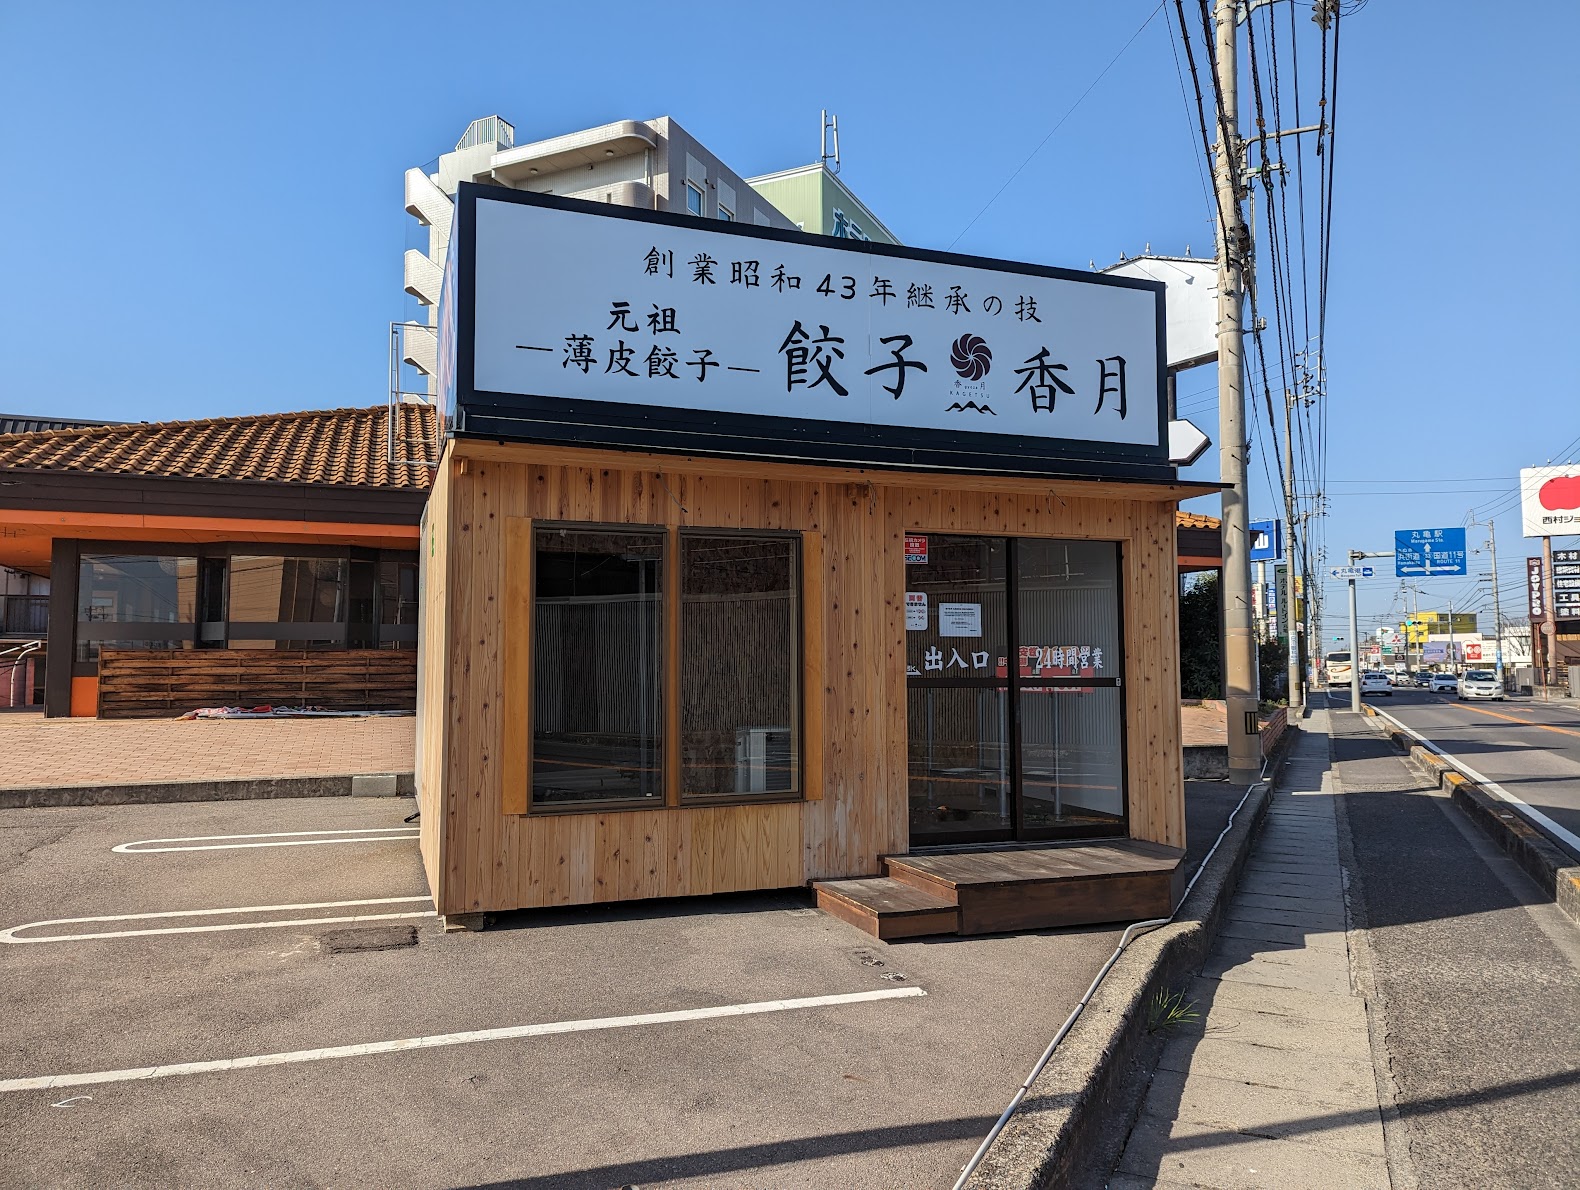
[950,334,992,381]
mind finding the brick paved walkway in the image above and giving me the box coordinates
[0,712,415,789]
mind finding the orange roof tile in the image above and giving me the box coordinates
[0,404,437,490]
[1176,511,1221,530]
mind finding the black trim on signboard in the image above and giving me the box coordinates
[447,184,1171,480]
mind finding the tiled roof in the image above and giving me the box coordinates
[0,413,119,436]
[1176,511,1221,531]
[0,404,437,490]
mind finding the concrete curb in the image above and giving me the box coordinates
[0,772,415,809]
[1358,703,1580,926]
[966,729,1295,1189]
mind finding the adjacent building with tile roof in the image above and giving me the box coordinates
[0,405,435,717]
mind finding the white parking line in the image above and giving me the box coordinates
[0,986,927,1093]
[0,897,435,944]
[1367,704,1580,857]
[113,827,420,854]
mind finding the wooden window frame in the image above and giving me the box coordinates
[502,520,818,816]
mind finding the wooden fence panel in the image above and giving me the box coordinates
[96,649,417,719]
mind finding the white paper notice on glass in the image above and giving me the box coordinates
[938,603,982,637]
[905,592,928,631]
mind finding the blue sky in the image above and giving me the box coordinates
[2,1,1575,640]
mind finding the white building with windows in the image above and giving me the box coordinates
[399,115,800,399]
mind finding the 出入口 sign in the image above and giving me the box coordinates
[443,186,1168,477]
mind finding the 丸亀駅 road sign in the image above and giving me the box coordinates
[1330,566,1373,579]
[1395,527,1467,577]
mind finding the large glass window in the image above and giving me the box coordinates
[75,554,199,662]
[377,559,419,648]
[226,556,348,649]
[906,534,1125,844]
[532,527,665,807]
[680,533,800,798]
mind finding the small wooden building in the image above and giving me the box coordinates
[416,186,1216,936]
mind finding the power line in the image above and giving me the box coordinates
[947,2,1167,250]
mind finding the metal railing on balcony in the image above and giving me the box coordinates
[1,595,48,637]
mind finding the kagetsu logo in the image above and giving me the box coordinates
[950,334,992,381]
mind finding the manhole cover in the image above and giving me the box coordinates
[318,925,419,954]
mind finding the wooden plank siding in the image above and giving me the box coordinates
[415,442,1187,917]
[96,649,416,719]
[415,459,452,891]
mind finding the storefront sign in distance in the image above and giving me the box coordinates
[1553,548,1580,616]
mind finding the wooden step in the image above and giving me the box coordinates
[813,877,960,941]
[883,840,1186,935]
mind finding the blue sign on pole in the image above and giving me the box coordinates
[1249,519,1282,562]
[1394,527,1468,577]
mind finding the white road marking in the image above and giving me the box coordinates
[1368,704,1580,856]
[0,987,927,1093]
[0,897,435,945]
[113,827,419,854]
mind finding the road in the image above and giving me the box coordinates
[1328,708,1580,1188]
[1327,686,1580,860]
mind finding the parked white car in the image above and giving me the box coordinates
[1428,673,1458,693]
[1458,669,1504,701]
[1360,671,1393,697]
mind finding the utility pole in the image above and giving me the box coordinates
[1543,536,1557,688]
[1467,515,1505,689]
[1283,393,1301,710]
[1344,548,1392,711]
[1346,569,1361,713]
[1212,0,1260,783]
[1448,597,1457,675]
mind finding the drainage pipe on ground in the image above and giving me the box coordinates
[951,756,1273,1190]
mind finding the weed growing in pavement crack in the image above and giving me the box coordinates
[1145,988,1201,1035]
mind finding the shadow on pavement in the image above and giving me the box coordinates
[462,1115,1002,1189]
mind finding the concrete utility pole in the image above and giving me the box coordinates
[1468,515,1505,689]
[1212,0,1261,784]
[1283,394,1301,709]
[1346,569,1361,713]
[1543,536,1558,687]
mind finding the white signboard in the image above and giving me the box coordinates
[938,603,983,637]
[1520,466,1580,537]
[1102,256,1218,369]
[465,193,1162,449]
[905,592,928,631]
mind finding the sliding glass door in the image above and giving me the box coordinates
[905,534,1126,847]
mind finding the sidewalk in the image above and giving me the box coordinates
[1112,710,1392,1188]
[0,711,415,804]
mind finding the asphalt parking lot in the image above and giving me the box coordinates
[0,786,1241,1188]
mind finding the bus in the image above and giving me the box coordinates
[1324,651,1353,687]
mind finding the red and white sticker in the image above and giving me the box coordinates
[905,592,928,631]
[904,535,928,564]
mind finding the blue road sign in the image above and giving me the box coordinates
[1249,519,1282,562]
[1394,527,1467,577]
